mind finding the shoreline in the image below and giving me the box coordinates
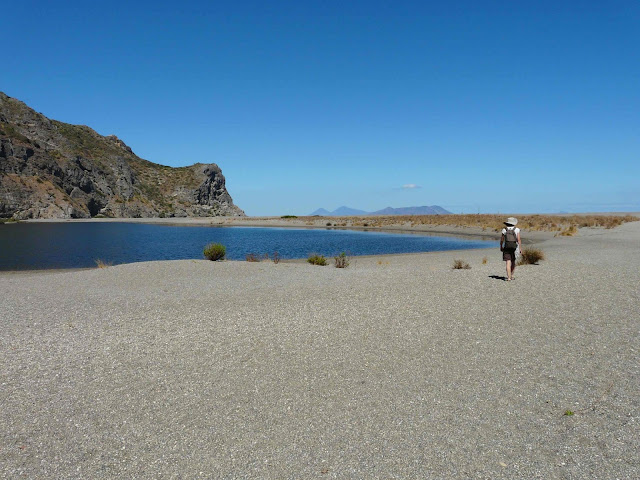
[2,218,554,274]
[0,242,501,275]
[20,215,564,242]
[5,215,637,273]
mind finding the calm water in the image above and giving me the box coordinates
[0,223,497,271]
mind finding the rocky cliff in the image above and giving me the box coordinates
[0,92,244,219]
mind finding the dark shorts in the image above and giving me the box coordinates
[502,249,516,262]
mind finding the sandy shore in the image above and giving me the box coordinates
[1,221,639,478]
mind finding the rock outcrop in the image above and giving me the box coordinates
[0,92,244,219]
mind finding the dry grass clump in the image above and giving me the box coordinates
[94,259,112,268]
[557,225,578,236]
[307,254,328,266]
[246,253,277,262]
[452,259,471,270]
[334,252,351,268]
[482,257,488,265]
[518,248,545,265]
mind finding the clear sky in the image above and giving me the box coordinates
[4,0,639,215]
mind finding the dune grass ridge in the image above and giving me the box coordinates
[279,214,638,233]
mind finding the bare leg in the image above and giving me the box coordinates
[511,261,516,278]
[505,259,512,280]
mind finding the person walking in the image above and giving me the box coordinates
[500,217,522,281]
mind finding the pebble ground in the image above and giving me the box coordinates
[1,222,639,479]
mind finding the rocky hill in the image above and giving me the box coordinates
[0,92,244,219]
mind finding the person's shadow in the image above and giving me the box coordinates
[488,275,508,281]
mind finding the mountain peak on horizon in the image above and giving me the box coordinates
[308,205,451,216]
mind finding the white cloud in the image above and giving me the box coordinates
[402,184,422,189]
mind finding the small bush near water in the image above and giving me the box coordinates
[95,259,112,268]
[246,252,280,263]
[452,259,471,270]
[518,248,545,265]
[204,243,226,261]
[334,252,351,268]
[307,254,328,266]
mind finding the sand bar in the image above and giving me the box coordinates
[1,221,639,478]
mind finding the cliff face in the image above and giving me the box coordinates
[0,92,244,219]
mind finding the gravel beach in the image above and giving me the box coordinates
[1,221,639,479]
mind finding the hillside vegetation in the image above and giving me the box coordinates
[0,92,244,219]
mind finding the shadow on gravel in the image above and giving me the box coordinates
[488,275,508,281]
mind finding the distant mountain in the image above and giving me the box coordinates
[309,208,332,216]
[309,205,451,216]
[310,206,368,216]
[0,92,244,219]
[430,205,451,215]
[332,206,369,216]
[371,205,451,215]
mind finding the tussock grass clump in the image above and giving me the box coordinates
[95,259,112,268]
[204,243,226,261]
[453,259,471,270]
[334,252,351,268]
[245,253,260,262]
[557,225,578,236]
[518,248,545,265]
[307,254,328,266]
[272,251,281,264]
[482,257,488,265]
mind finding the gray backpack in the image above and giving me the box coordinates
[504,228,518,250]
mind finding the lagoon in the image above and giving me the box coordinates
[0,222,497,271]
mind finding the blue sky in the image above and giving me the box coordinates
[4,1,639,215]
